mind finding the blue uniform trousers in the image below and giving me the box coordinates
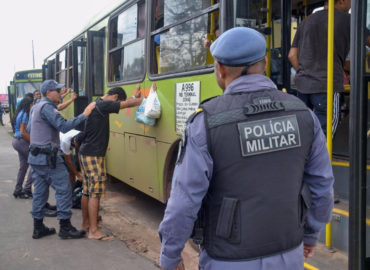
[30,163,72,220]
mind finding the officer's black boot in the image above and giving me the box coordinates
[58,219,85,239]
[32,218,56,239]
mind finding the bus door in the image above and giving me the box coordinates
[349,0,370,268]
[230,0,292,92]
[86,29,106,101]
[72,40,87,118]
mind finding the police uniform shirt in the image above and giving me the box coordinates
[158,74,334,270]
[28,97,86,166]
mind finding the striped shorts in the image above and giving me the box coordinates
[79,155,107,198]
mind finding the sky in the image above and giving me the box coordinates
[0,0,124,94]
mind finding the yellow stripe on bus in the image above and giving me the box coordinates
[304,262,319,270]
[331,160,370,170]
[332,208,370,226]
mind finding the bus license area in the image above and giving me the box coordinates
[238,115,301,157]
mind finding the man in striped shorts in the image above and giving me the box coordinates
[288,0,351,136]
[78,85,142,240]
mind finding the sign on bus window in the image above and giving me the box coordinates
[175,81,201,134]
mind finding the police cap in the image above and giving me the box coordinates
[210,27,266,67]
[41,79,65,95]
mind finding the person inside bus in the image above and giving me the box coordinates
[288,0,351,136]
[12,97,34,198]
[79,84,143,241]
[158,27,334,270]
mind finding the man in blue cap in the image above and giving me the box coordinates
[158,27,334,270]
[28,79,96,239]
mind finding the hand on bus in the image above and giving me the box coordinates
[83,101,96,117]
[134,83,142,99]
[152,82,157,92]
[71,93,78,100]
[303,243,315,259]
[203,38,211,48]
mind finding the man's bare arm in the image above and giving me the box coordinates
[288,47,299,71]
[120,83,143,109]
[58,93,77,111]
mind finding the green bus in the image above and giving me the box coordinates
[41,0,369,267]
[8,69,43,119]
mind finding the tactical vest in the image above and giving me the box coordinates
[199,89,314,261]
[30,100,60,147]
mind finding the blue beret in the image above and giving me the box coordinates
[210,27,266,66]
[41,80,65,95]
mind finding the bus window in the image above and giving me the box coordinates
[77,46,86,93]
[56,49,67,85]
[68,45,74,88]
[150,0,219,75]
[163,0,213,26]
[89,29,106,96]
[47,59,55,80]
[15,82,42,100]
[108,1,145,83]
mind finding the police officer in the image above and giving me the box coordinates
[158,27,334,270]
[28,79,95,239]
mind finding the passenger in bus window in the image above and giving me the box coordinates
[78,84,143,241]
[288,0,351,136]
[159,27,334,270]
[28,79,96,240]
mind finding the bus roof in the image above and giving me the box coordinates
[43,0,127,62]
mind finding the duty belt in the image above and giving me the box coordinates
[29,146,59,169]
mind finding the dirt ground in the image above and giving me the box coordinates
[99,179,199,270]
[99,178,349,270]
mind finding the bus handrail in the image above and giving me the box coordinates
[325,0,335,249]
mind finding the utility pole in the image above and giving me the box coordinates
[32,40,35,69]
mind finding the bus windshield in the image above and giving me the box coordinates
[15,82,42,100]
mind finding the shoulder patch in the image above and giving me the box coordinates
[187,108,204,124]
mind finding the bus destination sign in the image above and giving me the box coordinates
[15,71,42,80]
[175,81,200,134]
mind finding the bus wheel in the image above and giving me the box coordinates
[163,138,181,202]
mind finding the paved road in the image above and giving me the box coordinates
[0,124,159,270]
